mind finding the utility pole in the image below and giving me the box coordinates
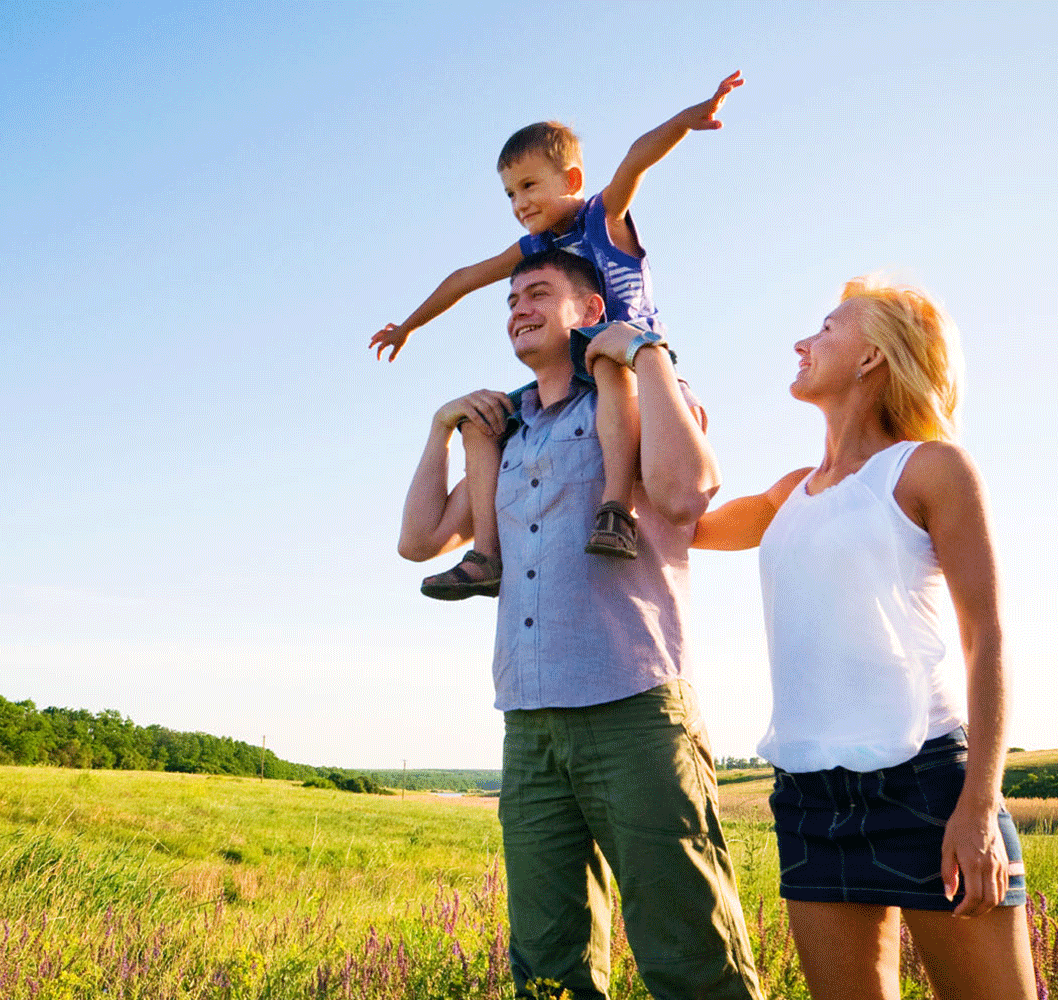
[260,736,266,781]
[401,759,407,801]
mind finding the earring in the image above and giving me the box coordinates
[856,369,864,382]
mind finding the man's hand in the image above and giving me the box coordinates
[435,389,513,437]
[678,70,744,131]
[583,321,653,373]
[370,322,411,362]
[941,793,1010,917]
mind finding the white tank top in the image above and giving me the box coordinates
[757,441,964,772]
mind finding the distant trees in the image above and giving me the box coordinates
[717,756,766,771]
[0,696,378,792]
[358,769,502,793]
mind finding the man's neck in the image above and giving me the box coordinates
[533,361,575,409]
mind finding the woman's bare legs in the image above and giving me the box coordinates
[787,899,1037,1000]
[903,905,1036,1000]
[787,901,903,1000]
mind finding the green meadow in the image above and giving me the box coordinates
[0,766,1055,999]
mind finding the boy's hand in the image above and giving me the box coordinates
[679,70,744,131]
[370,322,410,362]
[436,389,513,437]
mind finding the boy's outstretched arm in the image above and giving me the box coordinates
[370,242,524,361]
[601,70,743,253]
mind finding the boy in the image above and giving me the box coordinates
[372,72,743,598]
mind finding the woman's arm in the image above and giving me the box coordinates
[896,442,1009,917]
[692,468,811,550]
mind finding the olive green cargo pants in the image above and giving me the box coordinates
[500,679,763,1000]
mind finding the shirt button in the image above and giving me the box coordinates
[531,478,539,487]
[527,569,536,579]
[530,523,539,533]
[502,460,509,469]
[525,618,533,627]
[574,427,584,436]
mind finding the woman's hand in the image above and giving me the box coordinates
[942,793,1009,916]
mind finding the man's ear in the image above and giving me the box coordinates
[566,165,584,196]
[584,293,605,326]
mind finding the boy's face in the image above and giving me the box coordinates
[499,153,582,236]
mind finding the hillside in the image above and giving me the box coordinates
[0,695,383,793]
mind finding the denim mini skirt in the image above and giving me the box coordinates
[770,728,1026,910]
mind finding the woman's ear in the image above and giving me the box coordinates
[859,345,885,379]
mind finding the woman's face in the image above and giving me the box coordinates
[791,298,869,403]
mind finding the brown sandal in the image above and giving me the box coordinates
[584,502,637,559]
[420,550,503,600]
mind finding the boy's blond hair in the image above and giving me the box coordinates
[842,276,962,443]
[497,121,583,173]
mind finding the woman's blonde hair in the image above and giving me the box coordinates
[841,276,962,442]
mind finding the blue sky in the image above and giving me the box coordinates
[2,1,1055,768]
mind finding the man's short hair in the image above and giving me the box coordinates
[497,121,583,173]
[512,249,603,300]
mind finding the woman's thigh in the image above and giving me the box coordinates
[903,905,1036,1000]
[786,900,903,1000]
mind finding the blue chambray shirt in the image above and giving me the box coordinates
[492,380,701,710]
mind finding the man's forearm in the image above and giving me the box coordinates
[398,419,470,562]
[635,347,720,525]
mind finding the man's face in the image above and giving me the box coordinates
[506,266,588,365]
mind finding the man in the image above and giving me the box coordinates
[399,249,762,1000]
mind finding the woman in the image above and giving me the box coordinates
[692,277,1035,999]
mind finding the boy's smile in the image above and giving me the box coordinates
[499,153,583,237]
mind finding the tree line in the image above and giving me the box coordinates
[0,696,383,793]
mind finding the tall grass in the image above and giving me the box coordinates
[0,766,1055,999]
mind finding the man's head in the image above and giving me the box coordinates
[498,122,584,236]
[507,250,604,370]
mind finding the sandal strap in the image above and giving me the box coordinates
[594,502,636,533]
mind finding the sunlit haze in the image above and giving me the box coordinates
[2,2,1055,768]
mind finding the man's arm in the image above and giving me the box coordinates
[371,243,525,362]
[398,390,512,560]
[600,71,743,256]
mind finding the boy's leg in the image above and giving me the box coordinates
[462,420,502,561]
[420,422,502,600]
[500,710,612,1000]
[586,356,639,558]
[572,681,763,1000]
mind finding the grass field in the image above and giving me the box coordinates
[0,766,1055,998]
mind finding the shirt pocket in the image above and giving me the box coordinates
[550,412,603,484]
[496,448,526,514]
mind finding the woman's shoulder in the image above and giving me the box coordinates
[901,440,978,482]
[896,440,985,525]
[767,466,815,509]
